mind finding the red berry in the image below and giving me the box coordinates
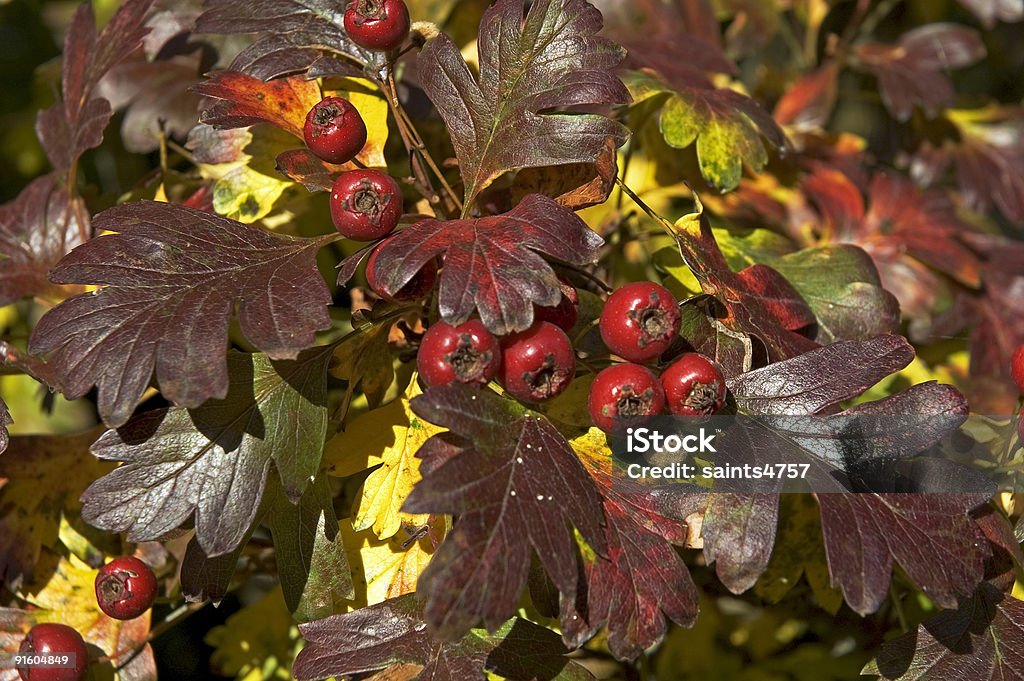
[588,363,665,433]
[418,320,501,388]
[366,238,437,302]
[534,278,578,332]
[94,556,158,621]
[1012,344,1024,395]
[599,282,681,362]
[661,353,726,417]
[16,623,89,681]
[344,0,411,52]
[330,170,403,241]
[499,321,576,402]
[303,97,367,165]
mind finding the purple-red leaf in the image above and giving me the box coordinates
[703,493,779,594]
[0,174,86,305]
[418,0,630,209]
[402,385,607,637]
[293,594,596,681]
[372,194,603,335]
[28,201,333,427]
[854,24,985,121]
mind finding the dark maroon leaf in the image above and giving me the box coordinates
[0,174,87,305]
[193,71,321,139]
[418,0,630,210]
[702,493,780,594]
[372,194,603,335]
[294,594,596,681]
[729,335,915,416]
[854,24,985,121]
[566,435,702,660]
[180,533,247,604]
[28,201,333,427]
[195,0,374,80]
[863,583,1024,679]
[36,0,154,172]
[402,385,607,637]
[972,504,1023,590]
[81,349,331,556]
[956,0,1023,28]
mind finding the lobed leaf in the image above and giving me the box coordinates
[28,201,333,427]
[402,385,607,637]
[293,594,595,681]
[80,349,331,557]
[418,0,630,209]
[372,194,602,335]
[194,71,322,139]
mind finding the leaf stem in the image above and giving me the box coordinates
[614,177,676,236]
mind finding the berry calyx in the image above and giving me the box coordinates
[366,238,437,302]
[94,556,158,621]
[1012,344,1024,395]
[534,278,579,332]
[344,0,411,52]
[588,363,665,433]
[661,353,726,417]
[303,97,367,165]
[499,321,576,402]
[418,320,501,388]
[330,169,403,241]
[17,623,89,681]
[599,282,681,363]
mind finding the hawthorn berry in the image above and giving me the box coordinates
[1012,344,1024,395]
[330,169,403,241]
[588,363,665,433]
[303,97,367,165]
[418,320,501,388]
[599,282,681,363]
[344,0,411,52]
[661,353,726,417]
[16,623,89,681]
[534,278,578,332]
[499,321,576,402]
[94,556,158,621]
[366,238,437,302]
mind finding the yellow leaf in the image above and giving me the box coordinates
[328,79,390,168]
[206,586,295,681]
[343,518,441,610]
[326,378,443,539]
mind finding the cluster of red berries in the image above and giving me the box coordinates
[417,279,579,403]
[15,557,157,681]
[589,282,726,434]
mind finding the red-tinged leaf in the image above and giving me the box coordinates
[566,432,703,660]
[196,0,374,81]
[194,71,322,139]
[371,194,602,335]
[912,106,1024,222]
[735,264,816,333]
[957,0,1023,27]
[293,594,596,681]
[854,24,985,121]
[418,0,630,210]
[276,149,342,192]
[36,0,154,171]
[773,61,839,130]
[510,138,620,211]
[81,349,331,557]
[728,336,915,416]
[972,505,1023,590]
[28,201,333,427]
[0,174,87,305]
[703,493,779,594]
[402,385,607,637]
[671,200,819,367]
[863,584,1024,680]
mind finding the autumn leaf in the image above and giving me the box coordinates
[341,519,441,610]
[194,71,322,139]
[80,349,331,557]
[403,384,607,637]
[371,194,603,335]
[326,378,442,540]
[418,0,630,210]
[28,201,334,427]
[293,594,596,681]
[329,322,396,408]
[206,587,295,680]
